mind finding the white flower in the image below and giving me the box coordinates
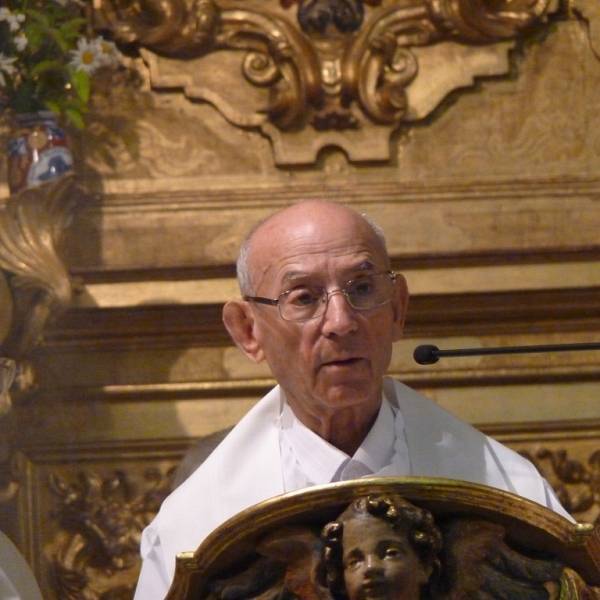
[0,53,18,88]
[93,37,120,68]
[13,32,28,52]
[0,54,17,75]
[69,37,103,74]
[0,9,25,32]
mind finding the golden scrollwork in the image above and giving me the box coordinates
[521,448,600,526]
[0,174,78,361]
[47,467,175,600]
[95,0,558,163]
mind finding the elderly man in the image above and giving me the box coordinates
[134,201,571,599]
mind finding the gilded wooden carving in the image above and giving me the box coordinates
[0,358,17,503]
[0,357,15,418]
[47,467,173,599]
[94,0,556,164]
[0,436,187,600]
[0,174,78,362]
[522,449,600,527]
[164,478,600,600]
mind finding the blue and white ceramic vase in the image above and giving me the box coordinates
[7,111,74,194]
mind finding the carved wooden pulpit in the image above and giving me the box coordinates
[164,477,600,600]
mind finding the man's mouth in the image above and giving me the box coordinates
[321,357,363,368]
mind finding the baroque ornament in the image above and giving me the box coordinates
[48,467,174,600]
[97,0,555,164]
[0,175,77,361]
[165,479,600,600]
[521,448,600,526]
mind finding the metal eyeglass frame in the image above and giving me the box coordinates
[243,271,397,322]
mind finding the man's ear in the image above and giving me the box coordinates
[222,300,266,363]
[391,273,409,342]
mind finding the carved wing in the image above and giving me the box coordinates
[434,518,564,600]
[207,526,331,600]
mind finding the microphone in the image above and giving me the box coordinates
[413,342,600,365]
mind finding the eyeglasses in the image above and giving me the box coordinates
[243,271,397,322]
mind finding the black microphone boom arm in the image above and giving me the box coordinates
[413,342,600,365]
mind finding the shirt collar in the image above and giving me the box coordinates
[279,396,397,485]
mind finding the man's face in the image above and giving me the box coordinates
[342,515,431,600]
[239,203,407,423]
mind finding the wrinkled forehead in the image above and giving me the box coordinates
[246,206,388,285]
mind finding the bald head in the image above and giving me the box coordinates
[237,201,389,296]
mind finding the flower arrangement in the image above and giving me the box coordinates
[0,0,120,128]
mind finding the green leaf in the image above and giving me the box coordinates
[44,100,61,114]
[59,18,88,41]
[70,69,91,104]
[30,59,64,76]
[23,8,50,27]
[64,107,85,130]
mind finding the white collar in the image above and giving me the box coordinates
[279,396,398,486]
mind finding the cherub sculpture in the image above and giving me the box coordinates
[195,488,600,600]
[321,494,442,600]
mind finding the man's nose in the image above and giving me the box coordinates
[321,290,358,335]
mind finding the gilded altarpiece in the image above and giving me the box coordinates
[0,0,599,599]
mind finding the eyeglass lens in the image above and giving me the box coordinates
[279,273,394,322]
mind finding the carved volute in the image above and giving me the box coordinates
[0,174,79,388]
[94,0,561,164]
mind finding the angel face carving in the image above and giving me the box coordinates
[322,495,442,600]
[341,516,432,600]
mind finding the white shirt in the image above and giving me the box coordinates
[0,531,43,600]
[279,397,411,490]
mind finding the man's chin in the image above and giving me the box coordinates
[316,380,382,410]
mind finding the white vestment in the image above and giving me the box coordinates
[134,378,571,600]
[0,531,43,600]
